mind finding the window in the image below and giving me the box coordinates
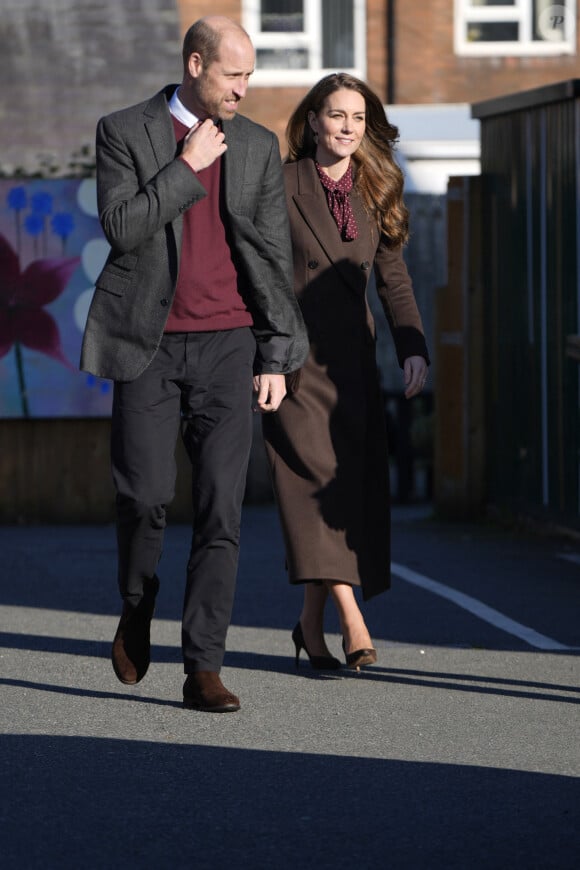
[455,0,577,55]
[242,0,366,85]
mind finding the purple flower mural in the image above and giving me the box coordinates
[0,179,111,418]
[0,233,79,415]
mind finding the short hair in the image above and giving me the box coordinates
[182,17,249,71]
[182,19,221,70]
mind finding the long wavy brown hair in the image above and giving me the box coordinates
[286,73,408,245]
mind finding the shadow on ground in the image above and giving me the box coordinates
[0,734,579,869]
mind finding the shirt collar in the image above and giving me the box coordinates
[168,87,199,127]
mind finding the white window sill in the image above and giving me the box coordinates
[455,41,576,57]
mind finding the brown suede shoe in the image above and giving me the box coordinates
[183,672,240,713]
[111,576,159,685]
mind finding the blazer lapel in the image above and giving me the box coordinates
[143,86,179,171]
[292,159,375,294]
[221,116,248,213]
[142,86,183,253]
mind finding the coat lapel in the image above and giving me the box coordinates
[292,159,376,294]
[143,86,179,171]
[141,86,184,255]
[221,116,248,213]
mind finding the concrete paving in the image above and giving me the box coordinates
[1,504,579,869]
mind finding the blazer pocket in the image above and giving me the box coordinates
[95,253,138,296]
[95,268,134,297]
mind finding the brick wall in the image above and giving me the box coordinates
[366,0,389,102]
[178,0,241,29]
[394,0,580,105]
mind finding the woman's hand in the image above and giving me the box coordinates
[403,355,428,399]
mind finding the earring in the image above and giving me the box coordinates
[313,132,318,143]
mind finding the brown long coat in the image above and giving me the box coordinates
[262,158,429,600]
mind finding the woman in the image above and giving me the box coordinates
[262,73,429,671]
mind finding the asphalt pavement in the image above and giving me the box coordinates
[1,503,579,869]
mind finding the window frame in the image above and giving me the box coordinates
[241,0,367,86]
[454,0,577,56]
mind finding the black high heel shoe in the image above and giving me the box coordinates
[292,622,341,670]
[342,637,377,670]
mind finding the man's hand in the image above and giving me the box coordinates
[403,355,428,399]
[252,374,287,413]
[181,119,227,172]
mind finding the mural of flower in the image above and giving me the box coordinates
[7,186,27,251]
[30,191,53,217]
[24,213,44,237]
[1,178,111,419]
[0,232,80,415]
[7,187,27,211]
[51,212,75,252]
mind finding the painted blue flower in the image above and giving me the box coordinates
[30,191,53,216]
[51,212,74,240]
[7,187,27,210]
[24,213,44,237]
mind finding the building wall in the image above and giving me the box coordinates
[0,1,392,173]
[2,1,577,174]
[0,0,183,175]
[394,0,580,105]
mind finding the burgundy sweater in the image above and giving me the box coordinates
[164,116,253,332]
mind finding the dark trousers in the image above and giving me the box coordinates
[111,328,255,673]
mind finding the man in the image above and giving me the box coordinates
[80,16,308,712]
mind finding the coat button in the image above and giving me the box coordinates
[160,298,168,307]
[361,261,370,271]
[307,259,318,270]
